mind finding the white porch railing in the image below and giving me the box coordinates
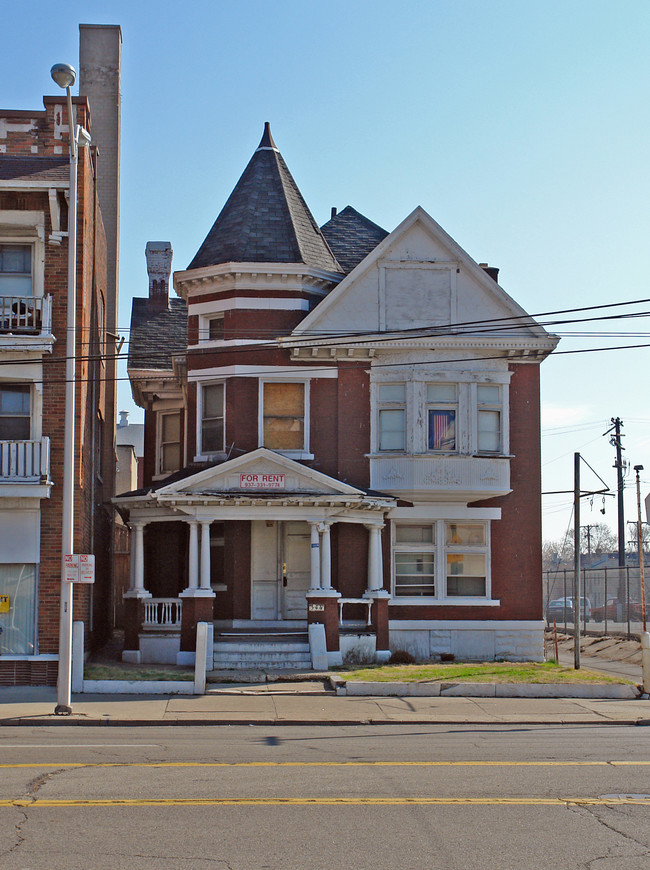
[338,597,373,627]
[0,295,51,335]
[142,598,183,630]
[0,437,50,482]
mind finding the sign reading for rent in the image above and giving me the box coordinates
[239,473,286,490]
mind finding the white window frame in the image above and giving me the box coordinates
[197,312,225,345]
[392,519,493,605]
[196,380,226,460]
[258,378,311,458]
[0,381,33,441]
[426,382,458,453]
[0,211,45,299]
[371,373,509,457]
[474,383,503,454]
[156,409,182,477]
[376,382,407,453]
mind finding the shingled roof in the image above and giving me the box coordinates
[0,156,69,186]
[320,206,389,274]
[188,123,342,273]
[128,297,187,371]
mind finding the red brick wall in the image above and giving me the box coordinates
[388,363,543,622]
[0,97,111,669]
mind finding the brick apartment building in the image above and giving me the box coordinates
[0,26,120,685]
[115,123,559,669]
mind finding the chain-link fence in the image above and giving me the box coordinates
[543,567,648,638]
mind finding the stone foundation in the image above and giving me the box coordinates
[388,620,544,662]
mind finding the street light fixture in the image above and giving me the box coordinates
[50,63,91,715]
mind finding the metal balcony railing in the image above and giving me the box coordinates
[0,437,50,483]
[0,295,51,336]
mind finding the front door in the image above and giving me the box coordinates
[250,521,310,620]
[281,522,311,619]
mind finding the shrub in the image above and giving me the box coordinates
[389,649,416,665]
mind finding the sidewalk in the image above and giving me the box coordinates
[1,682,648,727]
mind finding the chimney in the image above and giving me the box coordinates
[118,410,129,428]
[146,241,173,310]
[479,263,500,283]
[331,207,337,219]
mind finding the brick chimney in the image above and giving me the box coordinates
[479,262,500,283]
[146,241,173,310]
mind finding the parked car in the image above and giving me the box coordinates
[592,598,646,621]
[546,597,591,625]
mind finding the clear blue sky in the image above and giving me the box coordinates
[6,0,650,544]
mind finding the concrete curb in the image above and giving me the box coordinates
[82,680,196,695]
[1,717,648,728]
[330,677,640,699]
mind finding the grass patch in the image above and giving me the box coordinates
[84,664,194,681]
[337,661,631,684]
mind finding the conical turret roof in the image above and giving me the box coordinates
[188,123,342,273]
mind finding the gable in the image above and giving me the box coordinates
[292,207,549,342]
[157,448,364,497]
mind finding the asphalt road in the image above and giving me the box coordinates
[1,724,649,869]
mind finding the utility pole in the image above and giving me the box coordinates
[574,453,581,669]
[605,418,626,601]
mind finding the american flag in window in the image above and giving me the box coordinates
[428,410,456,450]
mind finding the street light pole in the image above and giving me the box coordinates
[50,63,90,715]
[634,465,646,633]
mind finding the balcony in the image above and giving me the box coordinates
[0,295,53,351]
[370,453,511,502]
[0,437,51,497]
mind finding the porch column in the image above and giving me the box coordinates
[200,521,212,591]
[179,518,215,665]
[133,522,146,593]
[187,520,199,591]
[365,523,385,592]
[124,521,149,598]
[309,521,321,590]
[364,522,391,664]
[122,520,151,664]
[320,522,332,591]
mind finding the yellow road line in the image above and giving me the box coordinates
[1,760,649,769]
[2,797,650,808]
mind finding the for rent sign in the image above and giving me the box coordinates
[239,473,286,489]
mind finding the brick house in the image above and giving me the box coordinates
[0,86,114,685]
[116,123,558,668]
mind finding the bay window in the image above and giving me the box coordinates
[427,383,457,451]
[373,376,507,455]
[477,385,501,452]
[378,383,406,451]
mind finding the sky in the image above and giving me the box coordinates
[5,0,650,546]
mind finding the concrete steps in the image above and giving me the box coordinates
[212,633,312,671]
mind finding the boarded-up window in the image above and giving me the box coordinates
[263,382,305,450]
